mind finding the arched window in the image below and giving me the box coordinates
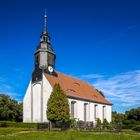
[84,103,88,122]
[71,101,76,118]
[103,106,106,120]
[94,104,98,120]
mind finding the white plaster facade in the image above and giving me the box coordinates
[23,73,112,123]
[23,74,52,122]
[68,98,112,123]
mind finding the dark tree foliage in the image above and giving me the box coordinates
[16,102,23,122]
[0,94,23,122]
[112,107,140,129]
[47,84,70,123]
[95,89,105,97]
[125,107,140,121]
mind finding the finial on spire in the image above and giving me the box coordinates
[44,9,47,33]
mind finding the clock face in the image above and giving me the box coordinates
[48,66,53,73]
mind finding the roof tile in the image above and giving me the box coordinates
[44,72,112,105]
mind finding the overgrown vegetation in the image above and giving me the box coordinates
[112,107,140,130]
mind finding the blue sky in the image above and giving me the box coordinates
[0,0,140,113]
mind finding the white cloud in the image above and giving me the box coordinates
[77,70,140,112]
[78,74,104,79]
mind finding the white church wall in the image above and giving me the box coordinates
[90,103,112,123]
[68,97,112,123]
[23,81,31,122]
[32,82,41,122]
[97,104,112,123]
[105,105,112,122]
[97,104,104,122]
[23,74,53,123]
[68,98,89,121]
[42,74,53,122]
[89,103,95,122]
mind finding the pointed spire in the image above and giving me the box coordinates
[40,9,50,43]
[44,9,47,34]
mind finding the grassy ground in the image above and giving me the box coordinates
[0,128,140,140]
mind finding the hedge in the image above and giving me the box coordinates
[132,125,140,132]
[0,121,37,128]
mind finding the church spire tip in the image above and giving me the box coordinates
[44,9,47,34]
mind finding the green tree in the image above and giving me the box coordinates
[16,102,23,122]
[123,107,140,127]
[125,107,140,121]
[47,84,70,123]
[0,94,22,122]
[103,118,109,129]
[112,111,124,124]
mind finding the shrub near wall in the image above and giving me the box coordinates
[0,121,37,128]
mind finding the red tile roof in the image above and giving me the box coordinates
[44,72,112,105]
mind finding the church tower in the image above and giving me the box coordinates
[32,11,56,83]
[23,12,57,123]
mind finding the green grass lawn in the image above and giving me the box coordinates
[0,128,140,140]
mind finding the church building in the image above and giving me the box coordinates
[23,13,112,123]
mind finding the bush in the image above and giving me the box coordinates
[0,121,37,128]
[102,119,109,129]
[95,118,102,129]
[107,122,115,130]
[69,118,76,128]
[0,122,7,127]
[132,125,140,132]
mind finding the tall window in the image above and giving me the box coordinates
[84,103,88,122]
[94,104,98,120]
[71,101,76,118]
[103,106,106,120]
